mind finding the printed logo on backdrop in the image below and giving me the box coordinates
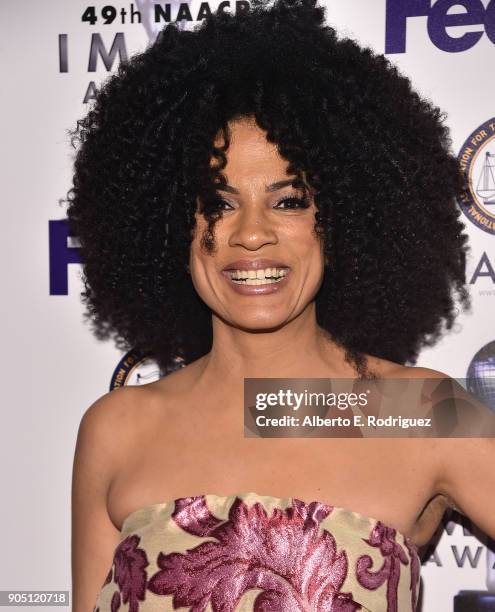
[467,339,495,411]
[48,220,81,295]
[136,0,192,43]
[134,0,250,43]
[110,350,162,390]
[423,510,495,604]
[110,350,185,389]
[469,250,495,296]
[59,1,250,103]
[457,118,495,235]
[385,0,495,54]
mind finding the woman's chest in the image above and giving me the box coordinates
[108,411,439,541]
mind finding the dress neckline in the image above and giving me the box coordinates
[119,490,419,551]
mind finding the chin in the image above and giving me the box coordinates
[225,312,294,333]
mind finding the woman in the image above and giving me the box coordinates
[68,0,495,610]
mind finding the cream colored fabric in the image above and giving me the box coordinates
[93,491,420,611]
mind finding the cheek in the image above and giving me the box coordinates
[188,222,225,292]
[285,219,324,261]
[295,235,325,291]
[189,217,209,266]
[190,215,230,264]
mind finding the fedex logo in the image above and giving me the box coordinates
[49,219,81,295]
[386,0,495,53]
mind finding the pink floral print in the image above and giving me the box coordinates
[93,494,420,612]
[95,534,149,612]
[148,496,361,611]
[356,522,413,612]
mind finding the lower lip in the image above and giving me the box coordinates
[221,271,290,295]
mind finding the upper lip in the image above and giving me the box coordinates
[222,258,290,271]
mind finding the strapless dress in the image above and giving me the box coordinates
[92,491,420,612]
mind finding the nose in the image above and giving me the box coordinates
[228,206,278,251]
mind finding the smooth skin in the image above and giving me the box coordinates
[71,116,495,612]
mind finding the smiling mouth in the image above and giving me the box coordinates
[225,267,289,285]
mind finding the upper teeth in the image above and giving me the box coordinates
[229,268,288,280]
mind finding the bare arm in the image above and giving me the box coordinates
[435,436,495,539]
[71,387,136,612]
[408,366,495,539]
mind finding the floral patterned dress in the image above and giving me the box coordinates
[92,491,420,612]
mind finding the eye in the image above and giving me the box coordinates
[273,195,310,210]
[204,196,235,212]
[216,198,235,211]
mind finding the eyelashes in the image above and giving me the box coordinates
[209,194,311,212]
[273,195,311,210]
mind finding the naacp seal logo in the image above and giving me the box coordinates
[458,118,495,235]
[110,350,186,390]
[110,350,162,390]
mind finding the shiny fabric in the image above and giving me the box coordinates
[93,491,420,612]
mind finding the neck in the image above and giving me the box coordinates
[197,303,357,381]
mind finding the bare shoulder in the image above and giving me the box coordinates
[79,384,152,435]
[79,385,140,426]
[75,382,172,463]
[384,361,449,380]
[398,365,450,379]
[78,354,208,446]
[366,359,456,469]
[364,353,449,380]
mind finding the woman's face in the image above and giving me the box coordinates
[189,117,325,331]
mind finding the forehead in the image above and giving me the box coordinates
[212,118,292,182]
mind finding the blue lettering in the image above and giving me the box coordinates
[385,0,493,53]
[385,0,430,53]
[485,0,495,43]
[49,219,81,295]
[428,0,484,52]
[470,252,495,284]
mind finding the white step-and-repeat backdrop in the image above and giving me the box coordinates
[2,0,495,610]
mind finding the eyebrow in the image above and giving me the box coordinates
[216,178,303,194]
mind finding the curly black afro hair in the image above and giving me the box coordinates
[65,0,471,378]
